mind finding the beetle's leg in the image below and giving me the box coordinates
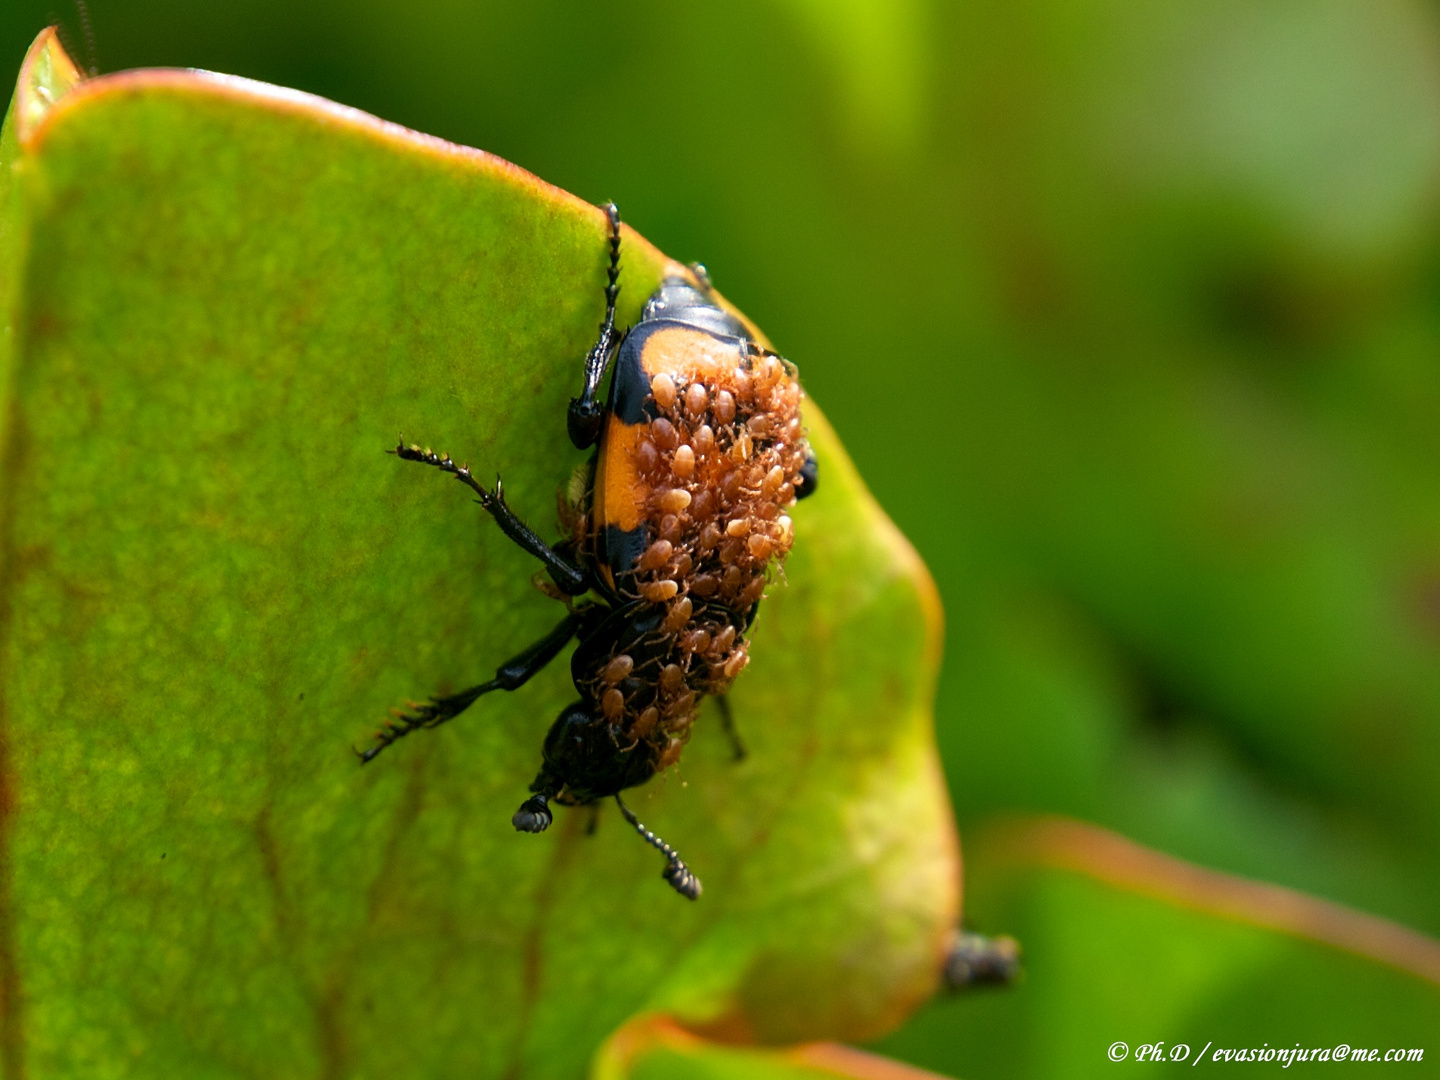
[357,611,581,763]
[714,695,747,762]
[567,202,622,450]
[391,441,589,595]
[615,794,702,900]
[942,931,1022,991]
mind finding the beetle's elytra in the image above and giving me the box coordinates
[358,204,817,899]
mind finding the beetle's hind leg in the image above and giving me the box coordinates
[357,611,580,764]
[714,695,747,762]
[615,795,701,900]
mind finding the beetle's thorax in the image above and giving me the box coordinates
[641,278,753,341]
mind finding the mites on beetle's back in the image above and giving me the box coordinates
[582,280,810,764]
[359,203,817,900]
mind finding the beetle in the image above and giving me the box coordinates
[358,203,817,899]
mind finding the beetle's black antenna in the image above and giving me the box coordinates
[567,202,622,449]
[74,0,99,75]
[615,795,701,900]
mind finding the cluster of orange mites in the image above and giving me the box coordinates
[592,351,809,763]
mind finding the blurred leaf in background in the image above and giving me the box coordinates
[4,0,1440,1075]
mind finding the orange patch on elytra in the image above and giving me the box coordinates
[639,325,742,388]
[595,416,650,533]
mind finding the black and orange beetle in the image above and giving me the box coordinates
[359,203,817,899]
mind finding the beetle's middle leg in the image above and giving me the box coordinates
[392,441,589,595]
[358,610,581,763]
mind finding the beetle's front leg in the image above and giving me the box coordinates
[567,201,623,450]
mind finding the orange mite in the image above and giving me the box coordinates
[360,204,817,899]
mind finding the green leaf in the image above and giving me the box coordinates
[0,30,956,1079]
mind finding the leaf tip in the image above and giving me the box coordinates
[15,27,85,147]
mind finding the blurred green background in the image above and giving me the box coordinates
[5,1,1440,1075]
